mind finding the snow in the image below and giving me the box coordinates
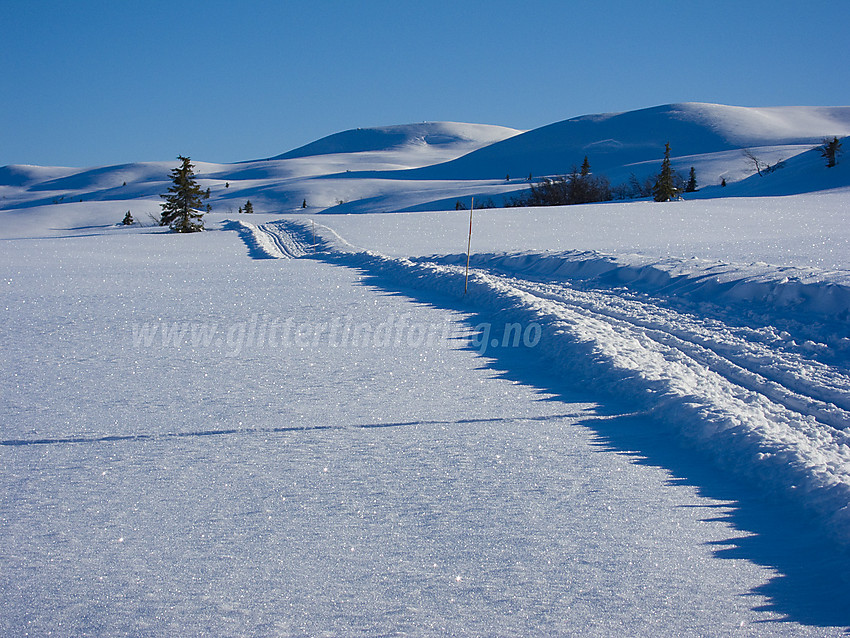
[3,104,848,216]
[385,103,850,183]
[2,102,850,635]
[235,217,850,532]
[314,192,850,270]
[3,217,848,636]
[266,121,523,161]
[675,103,850,146]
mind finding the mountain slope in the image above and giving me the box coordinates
[266,121,522,160]
[391,103,850,181]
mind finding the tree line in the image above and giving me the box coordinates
[500,145,695,208]
[487,136,843,210]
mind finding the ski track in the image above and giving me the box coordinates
[227,219,312,258]
[234,219,850,542]
[252,221,310,258]
[504,278,850,431]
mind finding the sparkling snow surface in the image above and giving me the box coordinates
[2,102,850,634]
[2,208,849,636]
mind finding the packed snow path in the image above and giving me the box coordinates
[240,219,850,542]
[226,219,312,258]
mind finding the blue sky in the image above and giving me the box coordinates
[2,0,848,167]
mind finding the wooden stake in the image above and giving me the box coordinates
[464,197,473,295]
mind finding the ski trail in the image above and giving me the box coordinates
[226,219,314,258]
[457,266,850,540]
[230,219,850,541]
[505,278,850,431]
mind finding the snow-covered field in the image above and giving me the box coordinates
[2,103,850,635]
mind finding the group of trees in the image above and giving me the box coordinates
[505,157,611,207]
[505,148,694,207]
[525,157,612,206]
[642,143,697,202]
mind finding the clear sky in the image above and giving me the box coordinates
[2,0,848,167]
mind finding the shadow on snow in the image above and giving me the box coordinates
[325,250,850,632]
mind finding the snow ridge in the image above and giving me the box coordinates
[235,220,850,543]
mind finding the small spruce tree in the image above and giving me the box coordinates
[685,167,698,192]
[821,136,843,168]
[244,200,254,214]
[302,199,307,209]
[160,156,207,232]
[653,143,679,202]
[122,211,134,225]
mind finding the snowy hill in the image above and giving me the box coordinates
[265,121,522,160]
[397,103,850,180]
[709,138,850,197]
[2,103,848,216]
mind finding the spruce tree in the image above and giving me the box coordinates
[653,143,679,202]
[685,167,698,192]
[244,200,254,214]
[122,210,134,225]
[160,156,207,233]
[821,136,843,168]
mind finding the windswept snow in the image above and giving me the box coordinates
[3,206,850,635]
[676,103,850,147]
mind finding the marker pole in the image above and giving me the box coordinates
[464,197,473,295]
